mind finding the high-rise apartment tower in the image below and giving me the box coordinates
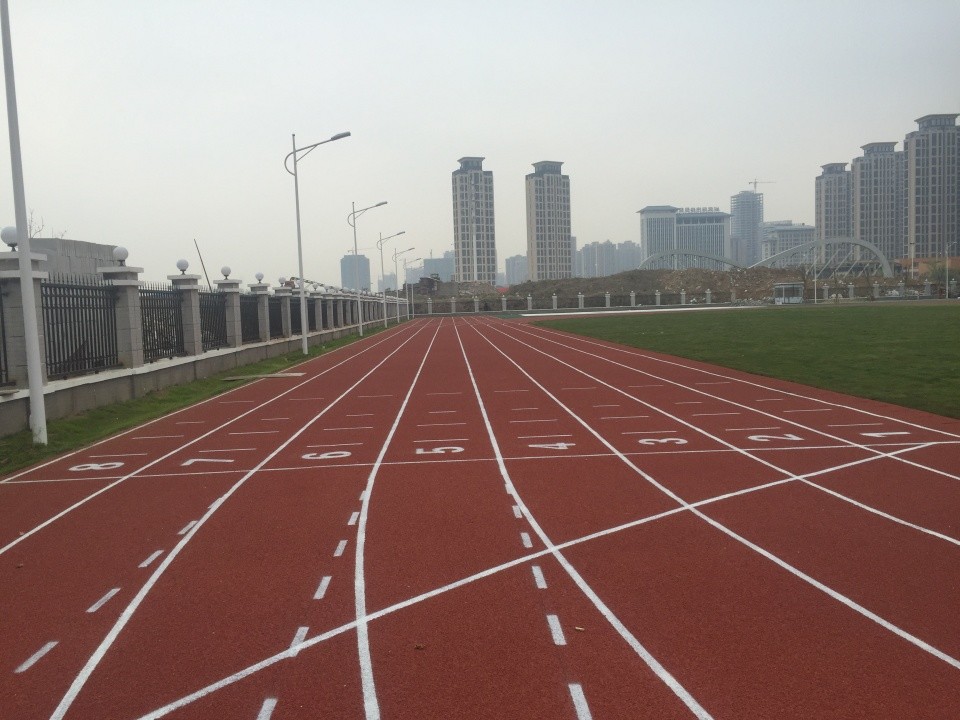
[526,161,572,281]
[852,142,906,264]
[730,191,764,265]
[452,157,497,284]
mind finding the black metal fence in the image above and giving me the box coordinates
[41,275,120,379]
[268,297,284,338]
[240,294,260,344]
[199,291,227,351]
[290,297,301,335]
[0,288,8,384]
[140,284,185,362]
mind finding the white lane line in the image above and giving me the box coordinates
[622,430,674,435]
[569,683,594,720]
[692,412,740,417]
[517,434,572,439]
[87,588,121,614]
[600,415,649,420]
[726,427,780,432]
[307,443,364,448]
[546,614,567,645]
[427,391,462,395]
[754,398,784,402]
[532,566,547,589]
[695,381,730,385]
[89,453,148,459]
[219,400,255,404]
[228,430,279,435]
[358,394,393,398]
[177,521,198,536]
[511,407,540,411]
[417,422,466,427]
[348,512,360,526]
[784,408,831,413]
[562,387,595,391]
[428,410,457,414]
[347,414,374,417]
[675,401,702,405]
[509,419,558,423]
[412,438,468,443]
[256,698,278,720]
[520,532,533,549]
[593,404,620,408]
[494,389,528,393]
[334,540,348,557]
[132,435,184,440]
[175,421,206,424]
[261,417,290,422]
[313,576,332,600]
[138,550,163,568]
[629,384,663,387]
[199,448,256,453]
[512,505,522,519]
[15,641,58,673]
[829,423,883,427]
[323,427,374,431]
[289,627,309,657]
[359,491,366,501]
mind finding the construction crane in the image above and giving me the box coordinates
[748,178,776,192]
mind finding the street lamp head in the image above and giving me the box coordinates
[1,226,18,250]
[220,266,231,279]
[112,246,129,266]
[176,258,189,274]
[374,201,387,207]
[330,131,351,142]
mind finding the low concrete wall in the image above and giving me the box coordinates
[0,325,357,438]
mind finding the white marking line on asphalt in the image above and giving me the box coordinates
[289,397,325,401]
[261,418,289,422]
[692,412,740,417]
[132,435,184,440]
[695,381,731,385]
[428,410,458,414]
[177,521,197,536]
[562,387,595,391]
[547,614,567,645]
[314,576,332,600]
[347,414,374,417]
[359,491,366,501]
[754,398,784,402]
[494,389,528,393]
[289,627,309,657]
[569,683,593,720]
[784,408,831,413]
[427,391,462,395]
[256,698,277,720]
[334,540,348,557]
[228,431,279,435]
[829,422,883,427]
[412,438,468,443]
[518,434,572,439]
[511,407,540,411]
[358,394,393,398]
[512,505,522,519]
[200,448,256,453]
[86,588,121,614]
[532,566,547,589]
[601,415,649,420]
[593,404,620,408]
[175,421,206,424]
[219,400,255,404]
[509,419,558,423]
[348,512,360,526]
[520,532,533,548]
[15,641,58,674]
[622,430,674,435]
[323,427,373,431]
[89,453,148,459]
[139,550,163,568]
[726,427,780,432]
[675,401,701,405]
[417,422,466,427]
[308,443,364,448]
[629,384,663,387]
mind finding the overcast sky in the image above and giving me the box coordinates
[0,1,957,286]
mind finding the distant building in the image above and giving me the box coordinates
[526,161,573,280]
[422,251,455,282]
[904,114,959,269]
[404,261,425,285]
[379,272,397,292]
[639,206,731,269]
[504,254,528,285]
[575,240,616,278]
[30,238,117,276]
[340,253,371,291]
[730,191,764,265]
[761,221,816,265]
[815,163,853,243]
[452,157,497,284]
[852,142,906,266]
[616,240,643,273]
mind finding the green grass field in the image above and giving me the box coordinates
[537,303,960,419]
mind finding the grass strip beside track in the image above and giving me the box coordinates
[536,303,960,419]
[0,331,377,476]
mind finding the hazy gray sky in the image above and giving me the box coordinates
[1,1,957,285]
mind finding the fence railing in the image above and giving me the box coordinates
[140,284,185,362]
[199,290,227,351]
[41,275,120,379]
[239,294,260,344]
[268,297,283,338]
[0,287,8,384]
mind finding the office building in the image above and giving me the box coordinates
[452,157,497,284]
[422,251,456,282]
[761,221,816,265]
[526,161,573,280]
[340,253,371,292]
[730,191,764,265]
[504,254,528,286]
[639,206,730,269]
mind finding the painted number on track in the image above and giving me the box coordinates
[415,446,464,455]
[747,433,802,442]
[637,438,687,446]
[69,462,124,472]
[528,442,576,450]
[302,451,352,460]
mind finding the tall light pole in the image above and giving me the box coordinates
[403,257,421,319]
[284,130,350,355]
[347,200,387,336]
[377,230,405,327]
[393,246,414,323]
[1,1,45,444]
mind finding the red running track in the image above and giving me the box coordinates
[1,315,958,719]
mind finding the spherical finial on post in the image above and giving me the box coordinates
[255,272,264,283]
[220,266,231,279]
[112,246,129,266]
[176,258,189,274]
[1,226,18,251]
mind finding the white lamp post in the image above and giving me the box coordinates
[347,200,387,336]
[284,130,351,354]
[377,230,405,327]
[1,2,46,444]
[403,256,421,320]
[393,246,414,324]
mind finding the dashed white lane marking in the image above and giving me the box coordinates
[692,412,740,417]
[323,427,373,431]
[568,683,594,720]
[754,398,784,402]
[829,422,883,427]
[256,697,278,720]
[622,430,674,435]
[511,407,540,411]
[228,430,279,435]
[546,614,567,645]
[512,505,522,519]
[175,421,206,424]
[359,491,366,501]
[494,389,529,393]
[15,641,58,673]
[261,417,290,422]
[89,453,148,459]
[314,576,332,600]
[532,566,547,589]
[358,394,393,398]
[412,438,468,443]
[308,442,364,448]
[629,384,663,388]
[784,408,831,413]
[289,627,309,657]
[675,401,702,405]
[518,434,572,439]
[428,410,458,414]
[86,588,121,614]
[199,448,256,453]
[289,397,325,401]
[562,387,595,391]
[520,532,533,549]
[593,404,620,408]
[695,381,731,385]
[726,427,780,432]
[509,419,558,423]
[600,415,649,420]
[139,550,163,568]
[417,422,467,427]
[219,400,255,404]
[427,391,462,395]
[177,520,198,536]
[348,512,360,526]
[334,540,348,557]
[132,435,184,440]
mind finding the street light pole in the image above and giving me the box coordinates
[285,130,350,354]
[393,247,414,324]
[1,0,45,444]
[377,230,405,327]
[403,257,421,320]
[347,200,387,336]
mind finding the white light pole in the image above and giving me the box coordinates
[284,130,350,354]
[393,246,414,323]
[347,200,387,336]
[1,2,45,444]
[403,256,421,319]
[377,230,405,327]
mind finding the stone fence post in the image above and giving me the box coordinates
[249,282,271,341]
[0,249,48,385]
[215,276,243,348]
[101,264,145,366]
[169,273,203,355]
